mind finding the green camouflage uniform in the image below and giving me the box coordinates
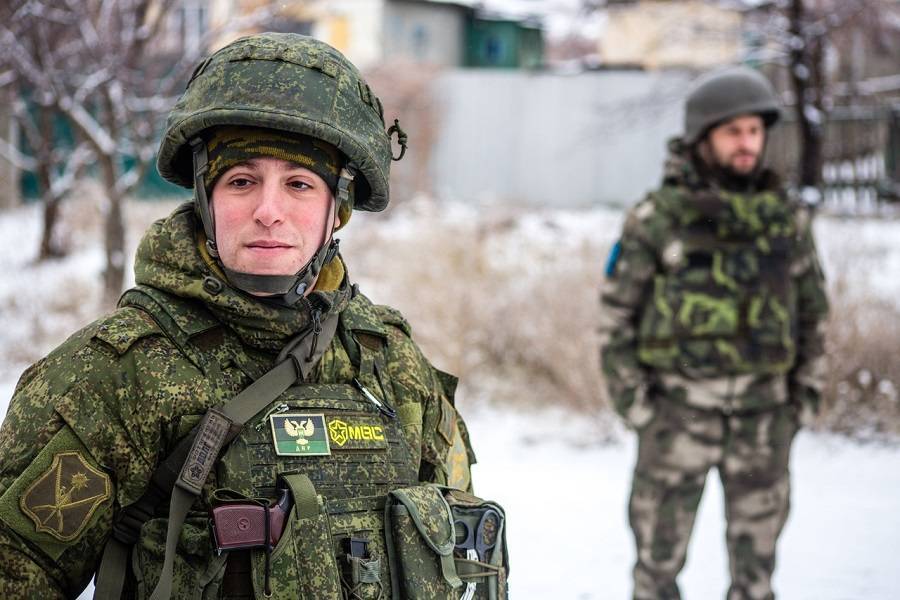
[0,204,475,599]
[600,140,829,600]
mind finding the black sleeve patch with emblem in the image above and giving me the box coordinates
[21,451,111,542]
[0,426,113,560]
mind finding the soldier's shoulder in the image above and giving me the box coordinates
[371,304,412,338]
[630,184,681,221]
[788,201,815,236]
[342,290,413,339]
[622,187,677,246]
[17,307,163,394]
[91,305,164,355]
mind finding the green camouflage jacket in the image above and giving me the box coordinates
[0,203,474,598]
[599,140,829,424]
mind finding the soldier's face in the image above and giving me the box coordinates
[210,157,339,278]
[706,114,766,175]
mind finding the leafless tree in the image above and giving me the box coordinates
[0,6,95,259]
[747,0,899,192]
[0,0,278,305]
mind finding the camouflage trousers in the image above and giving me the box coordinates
[628,399,799,600]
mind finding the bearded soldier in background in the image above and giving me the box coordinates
[0,34,507,599]
[600,66,829,600]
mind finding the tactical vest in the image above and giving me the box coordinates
[111,286,505,600]
[636,187,800,379]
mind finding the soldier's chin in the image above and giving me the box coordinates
[729,156,758,175]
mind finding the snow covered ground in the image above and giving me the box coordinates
[465,405,900,599]
[4,389,898,600]
[1,198,899,599]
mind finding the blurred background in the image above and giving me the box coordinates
[2,1,900,598]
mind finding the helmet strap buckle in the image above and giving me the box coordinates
[190,137,218,255]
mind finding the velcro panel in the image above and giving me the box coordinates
[0,426,113,560]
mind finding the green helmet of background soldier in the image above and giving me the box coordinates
[683,65,782,145]
[156,32,406,304]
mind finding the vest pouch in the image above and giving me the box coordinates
[327,495,389,600]
[445,489,509,600]
[131,516,227,600]
[385,484,462,599]
[250,473,342,599]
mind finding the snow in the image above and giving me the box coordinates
[799,185,821,206]
[464,406,900,599]
[0,396,896,599]
[0,199,899,599]
[803,103,823,126]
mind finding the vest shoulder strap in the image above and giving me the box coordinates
[119,285,222,376]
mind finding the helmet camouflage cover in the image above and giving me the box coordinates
[157,32,393,212]
[684,65,782,146]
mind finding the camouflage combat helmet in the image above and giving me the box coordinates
[684,65,781,145]
[156,33,406,303]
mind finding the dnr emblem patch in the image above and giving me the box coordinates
[270,413,331,456]
[327,417,388,450]
[20,451,111,542]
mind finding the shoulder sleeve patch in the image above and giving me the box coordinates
[0,426,113,560]
[605,240,622,277]
[93,307,160,355]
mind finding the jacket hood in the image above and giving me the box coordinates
[133,202,350,351]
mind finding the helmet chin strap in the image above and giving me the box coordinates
[191,137,356,306]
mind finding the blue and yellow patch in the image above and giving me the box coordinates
[605,240,622,277]
[270,414,331,456]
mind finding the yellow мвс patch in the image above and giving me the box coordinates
[326,416,388,450]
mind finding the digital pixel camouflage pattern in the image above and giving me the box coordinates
[599,139,829,600]
[157,32,392,213]
[0,204,476,599]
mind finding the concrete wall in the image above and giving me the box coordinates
[428,69,694,207]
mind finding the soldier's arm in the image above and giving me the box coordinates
[0,319,160,598]
[379,315,475,492]
[0,349,116,597]
[789,215,830,416]
[0,366,76,600]
[599,201,660,427]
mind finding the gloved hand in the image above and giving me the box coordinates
[616,383,658,431]
[790,383,820,428]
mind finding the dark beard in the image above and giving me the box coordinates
[691,147,760,192]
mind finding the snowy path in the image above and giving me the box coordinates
[466,406,900,599]
[0,383,896,599]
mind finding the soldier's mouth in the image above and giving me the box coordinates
[246,241,294,253]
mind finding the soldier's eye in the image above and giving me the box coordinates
[288,180,313,191]
[230,177,253,188]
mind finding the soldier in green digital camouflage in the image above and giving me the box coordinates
[0,34,507,599]
[600,66,829,600]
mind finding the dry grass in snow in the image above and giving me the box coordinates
[2,192,899,439]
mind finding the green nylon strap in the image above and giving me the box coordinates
[281,473,319,520]
[148,488,193,600]
[97,311,339,600]
[92,535,129,598]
